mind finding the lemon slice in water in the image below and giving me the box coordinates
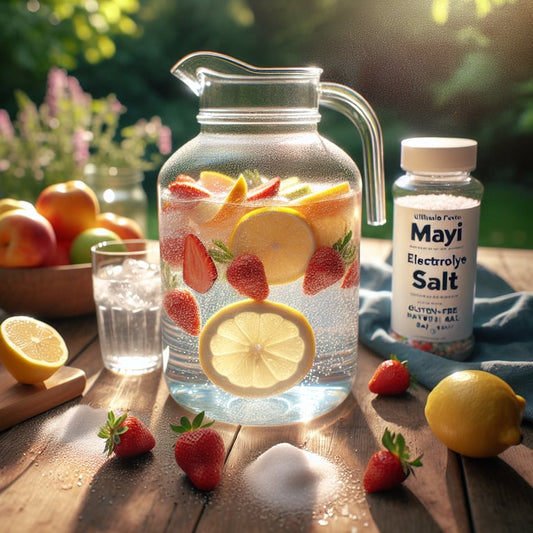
[199,300,315,398]
[230,207,316,285]
[0,316,68,384]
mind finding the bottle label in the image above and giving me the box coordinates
[391,196,480,343]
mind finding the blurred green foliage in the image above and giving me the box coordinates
[1,0,531,247]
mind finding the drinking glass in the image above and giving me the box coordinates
[91,239,161,375]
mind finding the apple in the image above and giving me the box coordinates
[69,227,124,264]
[0,209,56,267]
[36,180,99,241]
[0,198,36,215]
[95,212,144,240]
[44,239,72,266]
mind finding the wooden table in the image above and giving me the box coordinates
[1,239,532,532]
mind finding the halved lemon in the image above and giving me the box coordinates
[199,300,315,398]
[230,207,316,285]
[0,316,68,384]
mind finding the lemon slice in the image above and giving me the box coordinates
[230,207,316,285]
[193,174,248,226]
[0,316,68,384]
[199,170,235,193]
[199,300,315,398]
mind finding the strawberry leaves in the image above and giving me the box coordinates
[170,411,214,434]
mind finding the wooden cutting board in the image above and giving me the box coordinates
[0,365,87,431]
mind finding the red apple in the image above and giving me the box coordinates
[43,239,72,266]
[95,212,144,240]
[36,180,99,241]
[0,210,57,267]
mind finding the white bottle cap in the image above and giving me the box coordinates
[401,137,477,173]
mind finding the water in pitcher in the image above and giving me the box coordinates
[161,172,361,425]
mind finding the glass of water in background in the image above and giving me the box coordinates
[91,239,162,375]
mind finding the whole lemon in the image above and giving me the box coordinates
[425,370,525,458]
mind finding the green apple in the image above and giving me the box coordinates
[69,227,124,264]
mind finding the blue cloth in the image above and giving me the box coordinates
[359,259,533,422]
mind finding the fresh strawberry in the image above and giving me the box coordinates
[164,288,201,336]
[172,411,225,491]
[341,260,359,289]
[183,234,218,293]
[368,354,414,395]
[160,235,186,267]
[98,411,155,459]
[168,180,211,200]
[363,428,423,493]
[303,231,357,295]
[247,176,281,202]
[170,173,196,184]
[226,254,269,300]
[210,241,269,301]
[303,246,345,295]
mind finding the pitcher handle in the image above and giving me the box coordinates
[320,83,386,226]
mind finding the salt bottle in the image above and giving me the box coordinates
[391,137,483,360]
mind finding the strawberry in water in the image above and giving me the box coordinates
[98,411,155,459]
[303,246,344,295]
[168,180,211,200]
[172,411,225,491]
[247,176,281,202]
[368,354,414,395]
[170,173,196,184]
[210,241,269,301]
[160,235,186,267]
[226,254,269,301]
[303,231,356,295]
[183,234,218,293]
[341,260,359,289]
[363,428,423,493]
[164,288,201,336]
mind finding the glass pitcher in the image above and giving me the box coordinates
[158,52,385,425]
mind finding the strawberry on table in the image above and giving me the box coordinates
[368,354,414,395]
[164,288,201,336]
[363,428,423,493]
[98,411,155,459]
[172,411,225,491]
[183,234,218,293]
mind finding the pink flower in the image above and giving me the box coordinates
[45,67,69,117]
[158,125,172,155]
[0,109,15,140]
[72,128,90,167]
